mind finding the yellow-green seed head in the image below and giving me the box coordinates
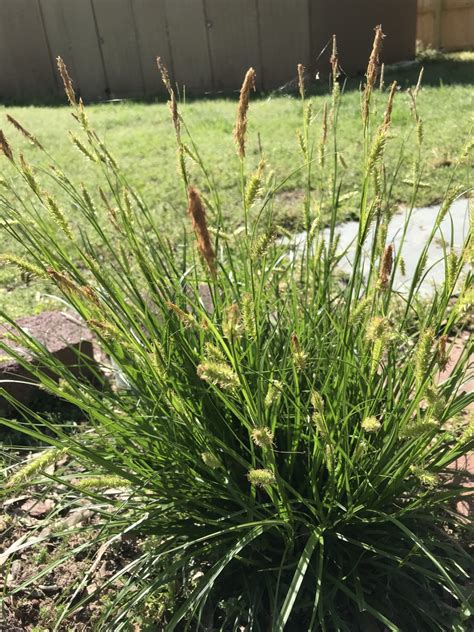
[242,293,257,339]
[400,418,439,439]
[265,380,283,408]
[7,447,68,487]
[223,303,242,340]
[245,159,265,208]
[251,226,277,260]
[201,451,221,470]
[74,475,132,491]
[415,327,435,387]
[197,361,239,391]
[204,342,226,364]
[365,316,391,342]
[350,296,372,325]
[251,427,274,449]
[311,390,324,413]
[361,416,381,433]
[425,385,446,421]
[410,465,438,488]
[0,255,45,278]
[247,468,275,487]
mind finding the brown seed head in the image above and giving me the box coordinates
[187,186,216,275]
[47,267,78,293]
[363,25,385,122]
[330,34,339,81]
[0,130,14,161]
[437,335,450,371]
[157,58,180,137]
[366,25,385,90]
[297,63,305,99]
[378,244,394,290]
[57,57,77,107]
[6,115,44,150]
[234,67,256,159]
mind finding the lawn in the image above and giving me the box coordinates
[0,52,473,318]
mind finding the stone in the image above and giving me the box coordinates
[0,311,95,412]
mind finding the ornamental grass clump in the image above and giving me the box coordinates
[0,36,473,630]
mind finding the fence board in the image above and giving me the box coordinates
[257,0,310,90]
[40,0,107,101]
[92,0,145,97]
[205,0,261,91]
[441,1,474,49]
[164,0,213,92]
[132,0,172,95]
[0,0,426,102]
[0,0,56,101]
[416,0,474,50]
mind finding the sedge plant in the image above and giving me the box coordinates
[0,28,473,630]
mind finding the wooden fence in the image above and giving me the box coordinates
[0,0,417,103]
[417,0,474,50]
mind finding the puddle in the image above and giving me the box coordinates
[290,198,471,297]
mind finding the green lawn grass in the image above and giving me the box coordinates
[1,53,473,318]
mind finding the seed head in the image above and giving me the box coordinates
[460,416,474,443]
[234,67,256,159]
[251,226,277,261]
[0,255,45,278]
[365,316,391,342]
[415,327,435,387]
[399,256,406,276]
[7,115,44,150]
[45,194,73,239]
[201,451,221,470]
[223,303,242,340]
[446,250,458,291]
[350,295,372,325]
[410,465,438,488]
[265,380,283,408]
[363,25,385,123]
[378,244,394,290]
[74,476,131,491]
[291,332,308,370]
[382,81,397,130]
[436,335,450,371]
[197,361,239,391]
[157,57,180,136]
[319,103,328,168]
[0,130,14,161]
[311,390,324,414]
[297,63,306,99]
[187,187,216,276]
[330,34,339,82]
[247,468,275,487]
[7,448,67,487]
[245,159,265,208]
[166,301,196,328]
[361,416,381,433]
[70,133,97,163]
[204,342,226,364]
[251,427,274,449]
[57,56,77,107]
[242,293,257,339]
[400,418,439,439]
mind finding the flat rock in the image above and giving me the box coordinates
[0,311,95,412]
[20,498,55,518]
